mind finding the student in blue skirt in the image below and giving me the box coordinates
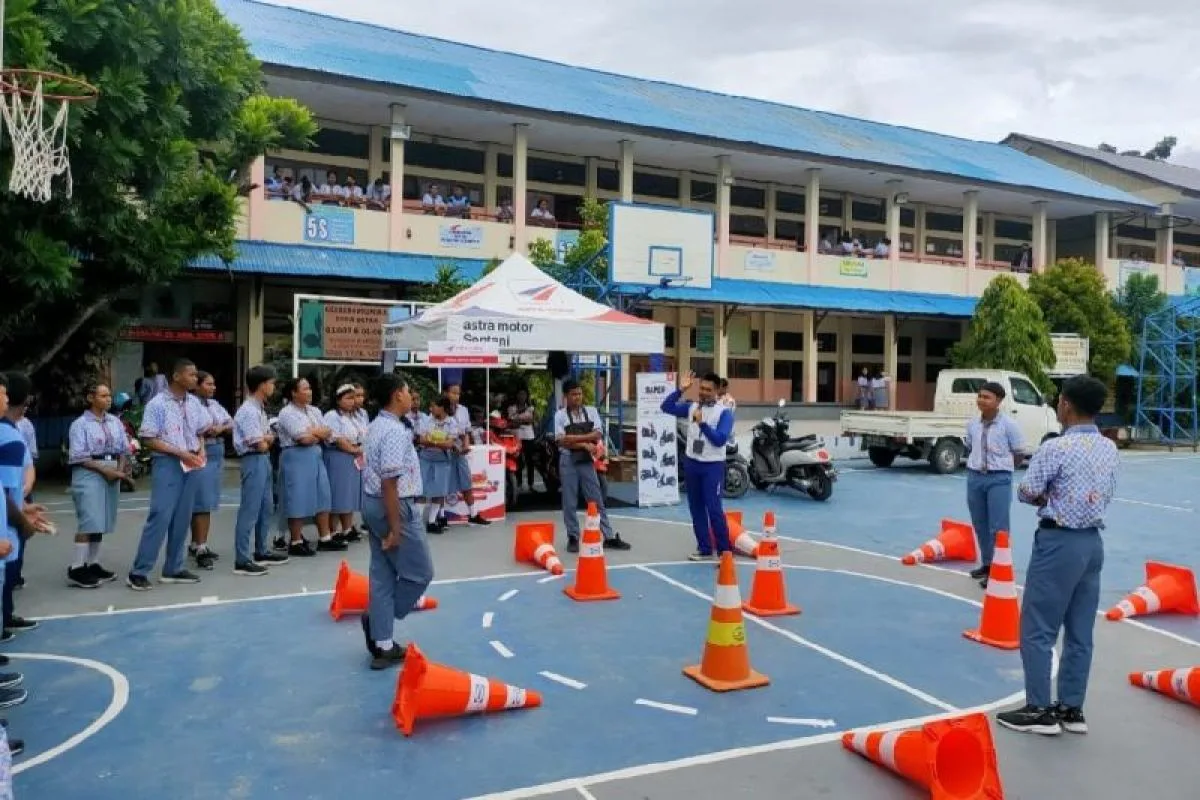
[188,371,233,570]
[276,377,342,557]
[65,384,130,589]
[416,397,458,534]
[324,384,367,543]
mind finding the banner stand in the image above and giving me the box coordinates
[635,372,680,508]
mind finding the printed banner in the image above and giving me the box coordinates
[635,372,680,508]
[427,341,501,367]
[438,223,485,249]
[445,445,507,523]
[297,299,391,363]
[303,206,355,245]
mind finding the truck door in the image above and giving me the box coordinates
[1007,376,1050,448]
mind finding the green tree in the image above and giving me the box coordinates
[1112,271,1168,359]
[527,196,609,284]
[413,262,471,303]
[1098,136,1177,161]
[950,275,1056,393]
[0,0,316,383]
[1027,258,1131,383]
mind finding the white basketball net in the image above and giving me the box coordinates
[0,75,74,203]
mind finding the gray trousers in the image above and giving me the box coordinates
[965,469,1012,567]
[559,453,613,541]
[362,495,434,643]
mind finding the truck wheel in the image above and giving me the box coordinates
[868,447,896,468]
[929,439,963,475]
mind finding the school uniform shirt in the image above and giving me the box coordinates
[965,414,1023,473]
[451,404,471,444]
[15,417,36,462]
[363,411,422,499]
[199,399,233,442]
[67,411,129,464]
[276,403,328,448]
[139,390,206,454]
[1019,424,1119,529]
[232,398,270,456]
[0,422,28,563]
[324,410,368,445]
[507,404,536,441]
[553,406,602,457]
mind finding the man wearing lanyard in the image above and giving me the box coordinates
[997,375,1117,736]
[963,382,1024,589]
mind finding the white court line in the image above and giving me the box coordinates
[539,671,588,690]
[537,574,563,584]
[636,565,958,714]
[481,612,494,629]
[498,589,519,603]
[575,786,599,800]
[8,653,129,774]
[489,640,514,659]
[1113,497,1193,512]
[199,596,219,605]
[766,716,836,728]
[634,698,698,716]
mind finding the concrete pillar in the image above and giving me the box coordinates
[804,169,821,282]
[619,140,634,202]
[387,104,407,251]
[676,322,692,375]
[912,330,929,410]
[915,204,927,258]
[802,310,817,404]
[963,190,980,294]
[513,123,529,251]
[585,157,598,198]
[484,143,498,211]
[678,171,691,209]
[884,313,899,410]
[760,310,776,402]
[1047,220,1058,266]
[716,155,732,277]
[765,183,778,243]
[1032,201,1048,273]
[714,304,729,381]
[237,277,265,383]
[367,126,385,183]
[247,155,266,239]
[1157,203,1174,265]
[982,212,995,263]
[1095,212,1110,267]
[887,180,902,290]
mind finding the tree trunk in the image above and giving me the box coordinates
[22,294,113,374]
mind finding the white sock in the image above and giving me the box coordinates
[425,502,439,524]
[72,543,89,569]
[437,500,446,518]
[375,639,392,650]
[87,541,101,563]
[467,502,476,516]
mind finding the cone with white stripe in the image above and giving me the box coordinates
[329,560,437,620]
[684,551,770,692]
[514,521,564,576]
[1105,561,1199,621]
[1128,666,1200,709]
[716,510,760,557]
[901,519,977,566]
[743,511,800,617]
[563,502,620,601]
[391,643,542,736]
[841,712,1004,799]
[962,531,1019,650]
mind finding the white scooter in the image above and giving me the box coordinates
[747,400,837,501]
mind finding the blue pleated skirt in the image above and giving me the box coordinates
[193,441,225,512]
[450,451,472,494]
[70,466,120,535]
[419,450,453,498]
[280,444,332,519]
[324,448,363,514]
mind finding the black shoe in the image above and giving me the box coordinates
[317,537,349,552]
[233,561,268,577]
[160,570,201,584]
[13,578,23,591]
[254,552,290,565]
[0,673,22,691]
[8,737,24,756]
[0,688,24,710]
[0,656,8,667]
[688,551,715,562]
[978,575,989,589]
[1053,704,1088,734]
[426,523,443,535]
[4,617,37,633]
[468,514,491,526]
[288,540,317,557]
[343,527,363,543]
[68,565,100,589]
[360,615,380,658]
[603,534,631,551]
[969,565,990,580]
[88,563,117,583]
[566,538,579,554]
[194,550,216,571]
[436,517,448,531]
[370,643,406,670]
[126,573,153,592]
[996,705,1061,735]
[0,631,11,643]
[272,535,289,552]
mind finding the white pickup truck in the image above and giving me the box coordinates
[840,369,1062,473]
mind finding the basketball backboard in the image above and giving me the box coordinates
[607,202,714,290]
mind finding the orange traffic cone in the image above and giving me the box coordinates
[329,560,437,620]
[1106,561,1199,621]
[743,511,800,617]
[901,519,978,566]
[1128,666,1200,709]
[563,503,620,601]
[391,643,542,736]
[963,532,1019,650]
[842,712,1005,799]
[514,521,564,576]
[713,510,759,557]
[684,551,770,692]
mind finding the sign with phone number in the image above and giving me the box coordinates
[303,206,355,245]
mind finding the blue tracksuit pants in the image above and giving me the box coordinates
[684,457,731,555]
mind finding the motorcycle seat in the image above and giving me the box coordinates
[781,435,820,452]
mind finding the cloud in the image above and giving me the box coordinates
[256,0,1197,160]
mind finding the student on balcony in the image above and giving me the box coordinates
[365,178,391,211]
[530,197,555,227]
[421,183,446,214]
[445,185,471,219]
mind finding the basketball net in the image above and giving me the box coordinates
[0,74,73,203]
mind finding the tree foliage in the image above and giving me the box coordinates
[0,0,315,387]
[950,276,1056,393]
[527,196,609,284]
[1027,259,1131,383]
[1097,136,1177,161]
[413,262,471,304]
[1111,272,1168,361]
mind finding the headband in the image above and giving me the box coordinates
[336,383,357,398]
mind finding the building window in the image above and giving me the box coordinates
[597,167,620,191]
[633,171,680,199]
[994,219,1032,240]
[896,362,913,382]
[774,219,804,243]
[852,334,884,355]
[898,336,912,356]
[818,196,843,218]
[730,214,766,237]
[816,332,838,352]
[925,363,945,383]
[728,359,760,380]
[311,127,369,160]
[851,199,886,224]
[900,208,916,228]
[691,180,717,203]
[1116,223,1156,242]
[497,153,513,178]
[774,331,803,351]
[528,157,585,186]
[404,141,486,174]
[776,191,805,214]
[730,185,765,209]
[926,211,964,233]
[664,326,675,348]
[926,337,957,359]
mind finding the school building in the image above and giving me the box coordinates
[123,0,1196,411]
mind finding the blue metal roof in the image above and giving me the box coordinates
[642,278,977,317]
[218,0,1150,207]
[189,240,489,282]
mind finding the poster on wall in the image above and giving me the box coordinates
[296,297,392,364]
[635,372,680,508]
[444,445,507,523]
[303,206,356,245]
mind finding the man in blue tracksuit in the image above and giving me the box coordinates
[660,371,734,561]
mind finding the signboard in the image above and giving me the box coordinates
[838,258,869,278]
[635,372,680,508]
[444,445,507,523]
[744,250,776,271]
[1048,334,1090,378]
[438,223,484,249]
[297,298,391,363]
[121,326,232,344]
[1185,267,1200,296]
[427,341,501,367]
[303,206,355,245]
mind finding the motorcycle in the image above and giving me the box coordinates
[748,400,837,501]
[674,419,752,500]
[487,413,522,510]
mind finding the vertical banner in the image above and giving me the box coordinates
[635,372,680,507]
[445,445,507,524]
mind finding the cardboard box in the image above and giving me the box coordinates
[606,456,636,483]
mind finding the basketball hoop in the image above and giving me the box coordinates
[0,68,98,203]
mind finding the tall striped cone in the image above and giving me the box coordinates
[513,521,564,576]
[901,519,978,566]
[1105,561,1199,621]
[962,531,1019,650]
[683,551,770,692]
[563,503,620,601]
[1128,667,1200,709]
[391,643,542,736]
[743,511,800,617]
[841,712,1005,799]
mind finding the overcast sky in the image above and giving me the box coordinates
[261,0,1200,167]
